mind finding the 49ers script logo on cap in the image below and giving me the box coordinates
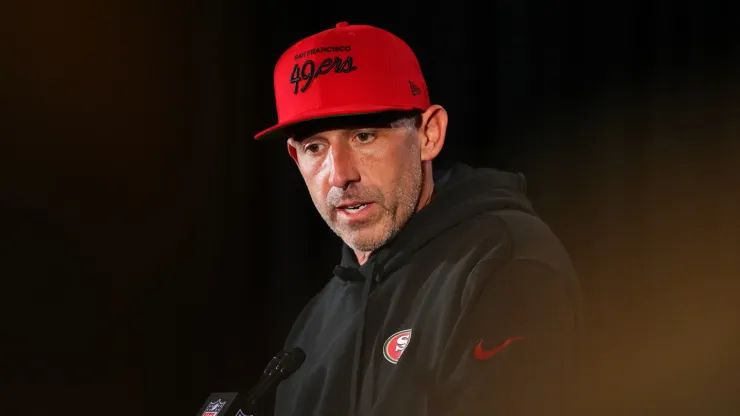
[290,50,358,94]
[383,329,412,364]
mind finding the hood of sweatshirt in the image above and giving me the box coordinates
[335,162,536,281]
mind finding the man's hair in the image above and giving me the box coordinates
[390,112,423,132]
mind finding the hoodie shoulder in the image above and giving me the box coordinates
[282,277,344,345]
[492,209,575,276]
[432,163,573,276]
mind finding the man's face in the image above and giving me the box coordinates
[289,120,423,253]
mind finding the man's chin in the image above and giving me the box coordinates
[339,229,390,253]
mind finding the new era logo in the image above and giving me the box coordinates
[409,80,421,96]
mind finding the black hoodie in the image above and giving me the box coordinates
[273,163,585,416]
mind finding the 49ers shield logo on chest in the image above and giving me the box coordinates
[383,329,412,364]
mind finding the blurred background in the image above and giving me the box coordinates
[2,0,739,415]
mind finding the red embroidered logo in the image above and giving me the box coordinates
[383,329,412,364]
[473,336,525,360]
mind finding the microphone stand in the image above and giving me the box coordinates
[244,347,306,408]
[195,347,305,416]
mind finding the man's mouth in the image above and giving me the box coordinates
[336,202,372,214]
[342,204,368,213]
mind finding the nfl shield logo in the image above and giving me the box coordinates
[202,398,227,416]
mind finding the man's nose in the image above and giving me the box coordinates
[328,145,360,189]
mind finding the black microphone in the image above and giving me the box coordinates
[195,347,306,416]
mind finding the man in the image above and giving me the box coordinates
[254,22,585,416]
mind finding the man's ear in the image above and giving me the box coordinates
[418,105,448,162]
[287,139,298,164]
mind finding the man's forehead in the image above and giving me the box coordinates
[288,110,420,141]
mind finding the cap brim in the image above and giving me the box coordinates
[253,104,422,141]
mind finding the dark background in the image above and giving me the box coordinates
[3,0,739,415]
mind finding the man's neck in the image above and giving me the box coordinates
[356,251,372,266]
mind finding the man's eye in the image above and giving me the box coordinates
[304,143,321,153]
[356,132,375,142]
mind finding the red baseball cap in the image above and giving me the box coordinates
[253,22,431,140]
